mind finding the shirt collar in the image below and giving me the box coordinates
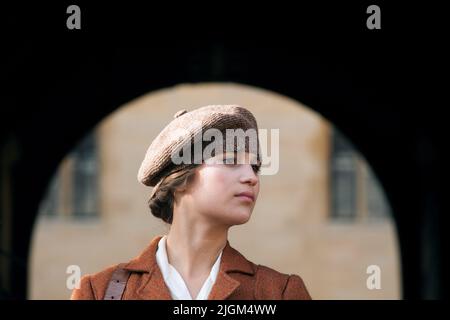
[155,235,223,299]
[156,235,223,279]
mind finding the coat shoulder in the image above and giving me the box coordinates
[70,263,121,300]
[254,264,312,300]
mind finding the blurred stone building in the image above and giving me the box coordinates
[29,83,400,299]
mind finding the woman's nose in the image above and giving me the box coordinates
[240,165,258,185]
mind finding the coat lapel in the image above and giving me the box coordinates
[122,235,256,300]
[208,238,255,299]
[207,270,241,300]
[122,236,172,300]
[134,264,173,299]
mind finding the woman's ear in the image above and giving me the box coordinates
[175,184,188,194]
[175,166,198,199]
[172,187,184,206]
[174,177,191,196]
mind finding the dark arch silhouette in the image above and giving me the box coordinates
[1,45,444,299]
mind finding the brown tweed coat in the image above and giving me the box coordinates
[71,235,311,300]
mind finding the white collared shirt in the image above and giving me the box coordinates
[155,235,223,300]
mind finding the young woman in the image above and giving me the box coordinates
[71,104,311,300]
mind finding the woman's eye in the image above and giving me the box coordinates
[223,157,260,173]
[252,164,261,174]
[224,158,237,165]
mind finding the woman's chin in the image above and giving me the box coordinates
[228,210,252,225]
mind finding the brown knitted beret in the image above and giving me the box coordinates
[137,104,260,187]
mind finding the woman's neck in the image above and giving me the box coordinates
[165,221,228,280]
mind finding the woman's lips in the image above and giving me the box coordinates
[235,192,255,202]
[236,195,254,202]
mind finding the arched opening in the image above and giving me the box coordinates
[30,83,400,299]
[1,47,440,299]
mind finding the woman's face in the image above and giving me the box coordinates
[181,151,261,227]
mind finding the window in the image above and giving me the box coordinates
[39,173,60,217]
[330,128,390,221]
[72,133,98,218]
[39,132,99,219]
